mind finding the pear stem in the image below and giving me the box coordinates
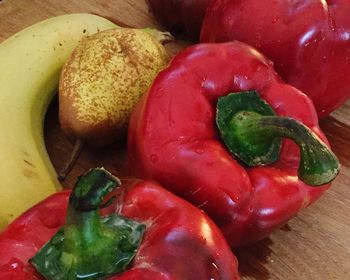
[142,28,174,44]
[58,139,84,181]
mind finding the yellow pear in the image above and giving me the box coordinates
[59,28,170,147]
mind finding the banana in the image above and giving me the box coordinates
[0,14,117,229]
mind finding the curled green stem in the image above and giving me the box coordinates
[216,91,340,186]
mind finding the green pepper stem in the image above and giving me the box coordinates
[30,168,145,280]
[235,112,340,185]
[216,91,340,186]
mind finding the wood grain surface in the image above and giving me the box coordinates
[1,1,349,279]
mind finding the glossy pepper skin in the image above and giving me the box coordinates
[146,0,212,40]
[128,41,336,247]
[200,0,350,117]
[0,177,239,279]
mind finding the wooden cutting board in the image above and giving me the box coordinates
[1,1,349,279]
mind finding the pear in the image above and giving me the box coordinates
[59,28,170,147]
[58,28,170,179]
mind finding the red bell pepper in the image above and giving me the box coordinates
[128,41,340,247]
[200,0,350,117]
[146,0,350,117]
[0,168,239,279]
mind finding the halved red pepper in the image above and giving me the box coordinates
[128,41,340,247]
[0,168,239,279]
